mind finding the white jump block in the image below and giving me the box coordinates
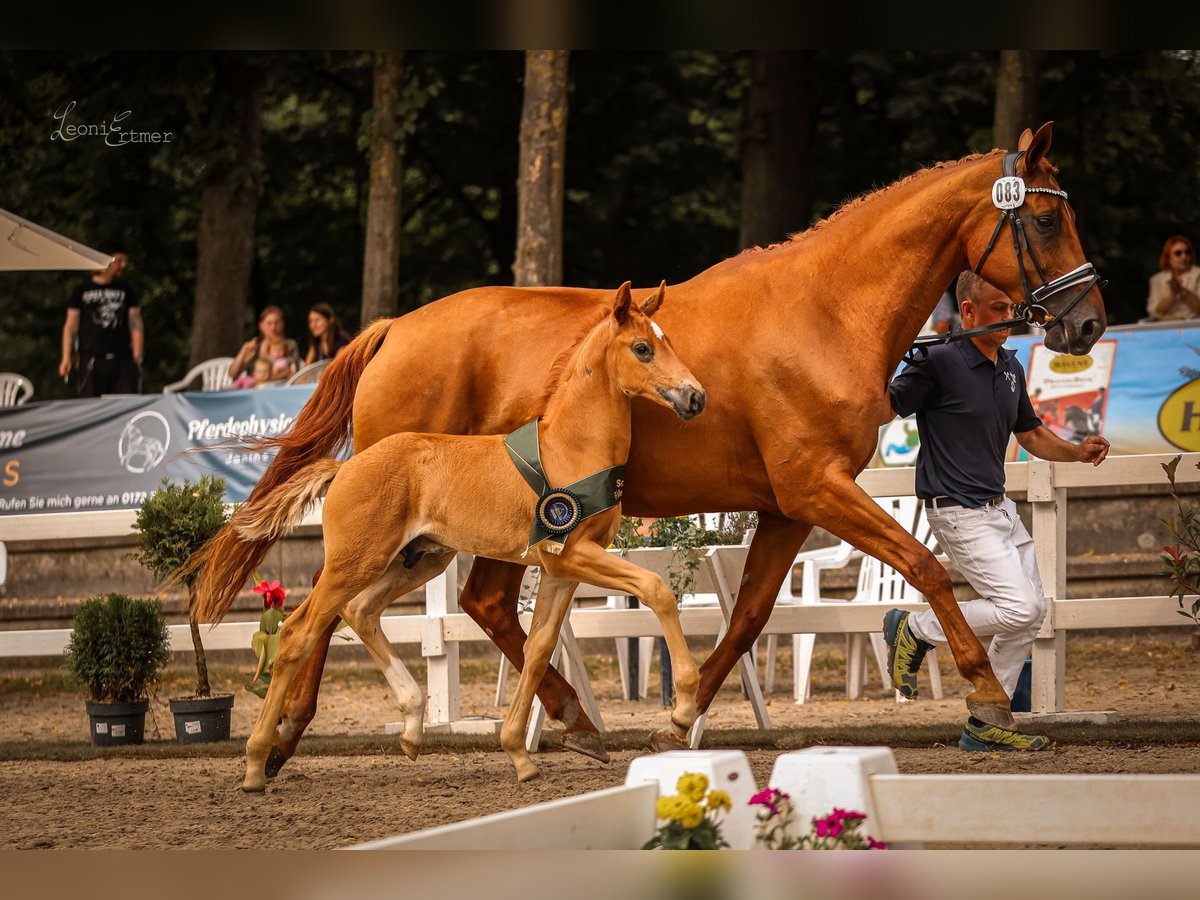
[624,750,757,849]
[768,746,917,848]
[393,714,504,737]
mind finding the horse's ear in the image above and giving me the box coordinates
[640,281,666,317]
[1020,122,1054,172]
[1016,128,1034,151]
[613,281,633,324]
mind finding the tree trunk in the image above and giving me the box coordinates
[513,51,569,287]
[993,50,1041,150]
[190,59,266,367]
[739,51,813,251]
[361,51,404,322]
[188,586,211,698]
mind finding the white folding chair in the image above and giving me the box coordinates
[163,357,235,393]
[286,359,331,385]
[775,496,943,703]
[0,373,33,407]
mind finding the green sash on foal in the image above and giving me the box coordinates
[504,419,625,553]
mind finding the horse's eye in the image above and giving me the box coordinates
[1035,215,1056,230]
[633,342,653,361]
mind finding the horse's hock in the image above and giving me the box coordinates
[0,481,1187,640]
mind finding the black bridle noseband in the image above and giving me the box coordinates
[904,149,1106,366]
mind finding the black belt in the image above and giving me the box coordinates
[924,495,1004,511]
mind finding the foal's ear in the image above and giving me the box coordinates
[639,281,666,317]
[613,281,633,324]
[1020,121,1054,173]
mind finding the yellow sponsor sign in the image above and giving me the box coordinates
[1048,354,1093,374]
[1159,379,1200,451]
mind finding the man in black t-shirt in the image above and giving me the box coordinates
[58,240,144,397]
[884,271,1109,752]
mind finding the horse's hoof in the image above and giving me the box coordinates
[399,739,421,762]
[562,730,609,763]
[649,728,689,752]
[241,779,266,794]
[517,767,541,783]
[264,747,289,779]
[967,698,1017,731]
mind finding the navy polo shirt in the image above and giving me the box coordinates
[889,340,1041,507]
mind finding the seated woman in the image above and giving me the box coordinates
[304,303,351,366]
[228,306,301,384]
[1147,235,1200,321]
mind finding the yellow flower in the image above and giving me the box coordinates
[679,801,705,829]
[676,773,709,803]
[656,796,680,821]
[707,789,732,813]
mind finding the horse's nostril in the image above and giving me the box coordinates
[1081,319,1099,340]
[690,390,707,415]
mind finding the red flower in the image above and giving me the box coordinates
[253,579,286,609]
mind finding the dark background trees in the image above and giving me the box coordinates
[1,50,1197,401]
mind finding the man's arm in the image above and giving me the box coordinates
[58,309,80,378]
[888,358,938,418]
[128,307,144,365]
[1016,426,1110,466]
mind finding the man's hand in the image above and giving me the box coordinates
[1076,434,1110,466]
[57,359,71,378]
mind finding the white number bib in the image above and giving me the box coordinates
[992,176,1026,210]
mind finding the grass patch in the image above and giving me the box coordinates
[1,719,1196,763]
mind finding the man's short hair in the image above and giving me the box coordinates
[956,270,989,307]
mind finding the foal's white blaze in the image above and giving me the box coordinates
[650,321,665,341]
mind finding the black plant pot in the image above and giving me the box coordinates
[169,693,235,744]
[86,699,148,746]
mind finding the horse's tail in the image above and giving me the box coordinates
[184,318,394,624]
[235,459,342,542]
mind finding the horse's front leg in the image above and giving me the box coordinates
[791,470,1013,729]
[267,615,337,778]
[695,512,811,717]
[459,557,607,763]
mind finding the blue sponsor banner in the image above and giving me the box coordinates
[0,386,315,516]
[874,323,1200,467]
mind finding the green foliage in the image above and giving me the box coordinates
[131,475,228,585]
[1161,455,1200,623]
[63,593,171,703]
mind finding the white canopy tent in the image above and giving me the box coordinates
[1,207,111,272]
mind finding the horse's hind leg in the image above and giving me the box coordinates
[243,581,349,793]
[460,558,606,763]
[341,551,456,761]
[267,566,332,779]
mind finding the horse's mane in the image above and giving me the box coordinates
[531,304,610,412]
[739,149,1004,256]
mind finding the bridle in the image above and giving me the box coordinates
[904,149,1106,366]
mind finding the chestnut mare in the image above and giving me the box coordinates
[191,123,1107,775]
[232,283,705,788]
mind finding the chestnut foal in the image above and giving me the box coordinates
[236,283,705,788]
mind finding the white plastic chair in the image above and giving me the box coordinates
[286,359,331,385]
[773,496,944,703]
[162,357,235,393]
[0,373,33,407]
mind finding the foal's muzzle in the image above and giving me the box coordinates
[662,384,707,420]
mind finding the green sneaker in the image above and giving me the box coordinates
[882,608,933,699]
[959,719,1051,752]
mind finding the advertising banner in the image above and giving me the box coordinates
[0,386,315,516]
[873,323,1200,467]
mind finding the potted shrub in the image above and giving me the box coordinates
[132,475,235,743]
[64,593,171,745]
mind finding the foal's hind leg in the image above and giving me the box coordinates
[341,551,456,761]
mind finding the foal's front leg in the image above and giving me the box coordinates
[499,574,579,783]
[549,542,700,749]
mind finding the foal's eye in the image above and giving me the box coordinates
[632,342,654,361]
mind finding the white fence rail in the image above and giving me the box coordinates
[0,453,1194,726]
[356,748,1200,849]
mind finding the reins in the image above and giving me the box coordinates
[903,149,1106,368]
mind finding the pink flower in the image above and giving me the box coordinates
[867,837,888,849]
[253,579,286,609]
[814,816,844,839]
[749,787,788,815]
[831,808,867,823]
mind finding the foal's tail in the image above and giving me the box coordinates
[235,459,342,542]
[183,318,394,624]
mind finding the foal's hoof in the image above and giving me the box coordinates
[649,728,689,752]
[967,698,1017,731]
[399,738,421,762]
[241,779,267,794]
[562,730,610,764]
[264,747,289,779]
